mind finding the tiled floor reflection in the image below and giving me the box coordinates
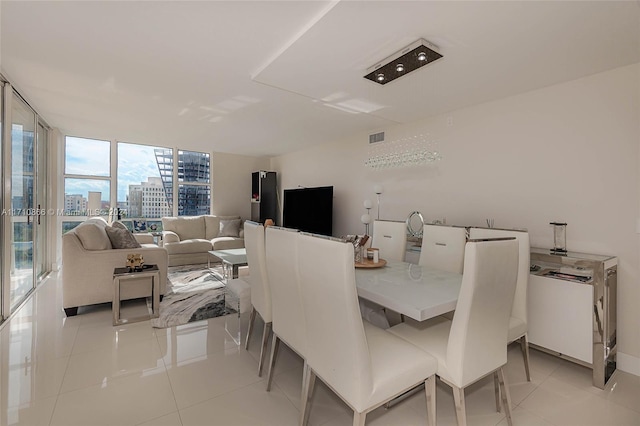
[1,272,639,425]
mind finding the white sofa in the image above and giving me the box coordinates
[62,217,168,316]
[162,215,245,266]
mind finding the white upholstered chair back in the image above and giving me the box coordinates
[265,226,305,355]
[469,228,530,330]
[297,233,373,410]
[419,224,467,273]
[446,239,519,387]
[244,221,271,322]
[371,220,407,262]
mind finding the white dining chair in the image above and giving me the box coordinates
[264,227,307,398]
[390,238,519,426]
[297,232,438,426]
[470,227,531,382]
[419,224,467,274]
[366,219,408,327]
[371,220,407,262]
[243,221,272,377]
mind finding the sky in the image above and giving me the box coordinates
[64,137,168,202]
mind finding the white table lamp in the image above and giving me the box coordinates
[373,185,383,220]
[361,213,371,235]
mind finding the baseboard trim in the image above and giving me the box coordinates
[617,352,640,377]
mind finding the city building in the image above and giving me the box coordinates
[154,149,210,216]
[64,194,87,214]
[127,177,171,219]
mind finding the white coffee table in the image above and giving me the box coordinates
[208,248,247,280]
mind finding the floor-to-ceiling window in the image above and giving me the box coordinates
[1,82,51,320]
[62,140,212,235]
[117,142,173,232]
[0,82,4,320]
[61,136,111,233]
[8,93,36,311]
[177,150,211,216]
[35,122,48,279]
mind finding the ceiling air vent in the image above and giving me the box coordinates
[369,132,385,144]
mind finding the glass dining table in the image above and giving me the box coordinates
[354,260,463,322]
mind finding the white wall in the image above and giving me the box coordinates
[212,152,270,219]
[271,64,640,370]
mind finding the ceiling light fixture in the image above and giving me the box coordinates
[364,39,443,85]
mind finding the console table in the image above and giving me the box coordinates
[528,248,617,389]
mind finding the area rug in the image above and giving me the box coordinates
[150,264,236,328]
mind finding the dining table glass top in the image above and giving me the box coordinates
[355,260,463,322]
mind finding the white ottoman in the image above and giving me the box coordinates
[226,278,251,314]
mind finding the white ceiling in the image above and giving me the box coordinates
[2,1,639,157]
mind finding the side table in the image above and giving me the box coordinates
[150,231,163,246]
[113,265,160,326]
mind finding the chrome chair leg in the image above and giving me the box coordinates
[494,372,501,412]
[425,375,436,426]
[352,411,366,426]
[497,367,514,426]
[244,306,257,350]
[520,334,532,381]
[257,321,272,377]
[452,385,467,426]
[300,364,316,426]
[265,333,280,391]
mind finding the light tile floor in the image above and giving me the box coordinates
[1,272,639,426]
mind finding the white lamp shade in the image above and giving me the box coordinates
[374,185,383,195]
[363,199,373,209]
[361,214,371,224]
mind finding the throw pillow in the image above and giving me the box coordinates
[219,219,242,237]
[75,223,112,250]
[105,226,142,249]
[112,221,129,231]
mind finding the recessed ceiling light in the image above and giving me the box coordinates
[364,39,442,85]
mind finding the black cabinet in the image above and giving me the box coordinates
[251,171,277,224]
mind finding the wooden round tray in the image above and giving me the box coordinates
[355,258,387,269]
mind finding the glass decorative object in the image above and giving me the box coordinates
[406,211,424,237]
[550,222,567,254]
[365,134,442,170]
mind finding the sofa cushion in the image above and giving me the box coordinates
[74,222,112,250]
[204,215,221,240]
[164,239,212,255]
[163,216,205,240]
[105,226,142,249]
[86,217,109,227]
[220,219,242,237]
[211,236,244,251]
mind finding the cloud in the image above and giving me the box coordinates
[116,143,169,201]
[64,139,172,202]
[65,137,110,176]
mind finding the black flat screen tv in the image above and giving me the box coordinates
[282,186,333,236]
